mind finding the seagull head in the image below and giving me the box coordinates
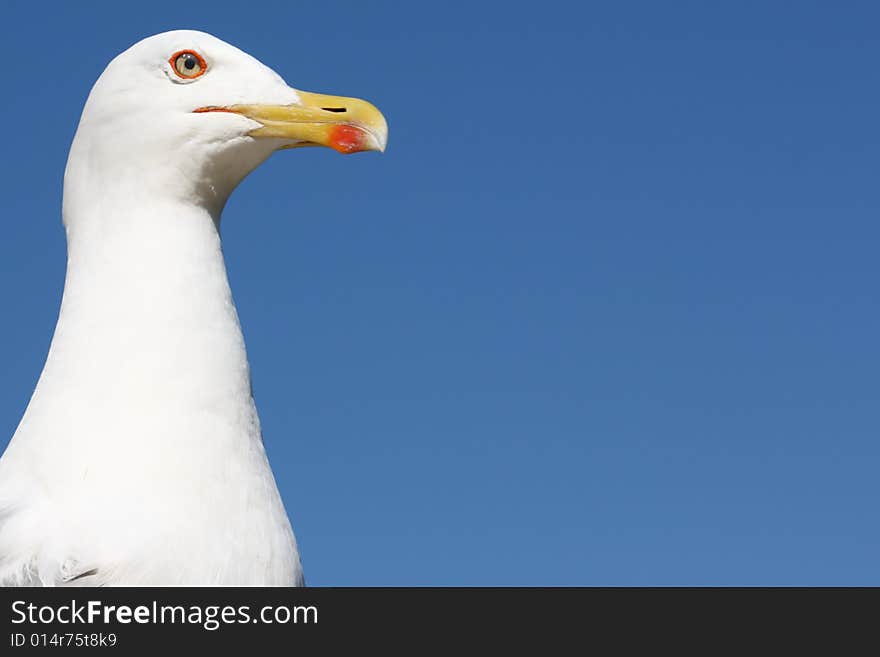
[66,30,387,215]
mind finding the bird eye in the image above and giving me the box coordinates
[170,50,207,79]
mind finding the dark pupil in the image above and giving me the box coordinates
[184,55,196,70]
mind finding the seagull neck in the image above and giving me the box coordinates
[43,196,254,415]
[63,197,229,300]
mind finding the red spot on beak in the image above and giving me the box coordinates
[329,125,367,154]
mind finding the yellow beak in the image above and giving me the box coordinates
[196,91,387,154]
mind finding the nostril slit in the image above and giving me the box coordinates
[321,107,347,113]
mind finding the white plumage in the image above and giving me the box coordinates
[0,30,386,586]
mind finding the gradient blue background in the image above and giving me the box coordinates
[1,1,878,585]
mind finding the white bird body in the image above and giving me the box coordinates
[0,30,386,586]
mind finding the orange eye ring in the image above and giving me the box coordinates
[169,50,207,79]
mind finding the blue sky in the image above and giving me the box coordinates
[1,1,878,585]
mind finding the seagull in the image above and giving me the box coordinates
[0,30,387,586]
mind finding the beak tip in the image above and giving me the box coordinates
[373,130,388,154]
